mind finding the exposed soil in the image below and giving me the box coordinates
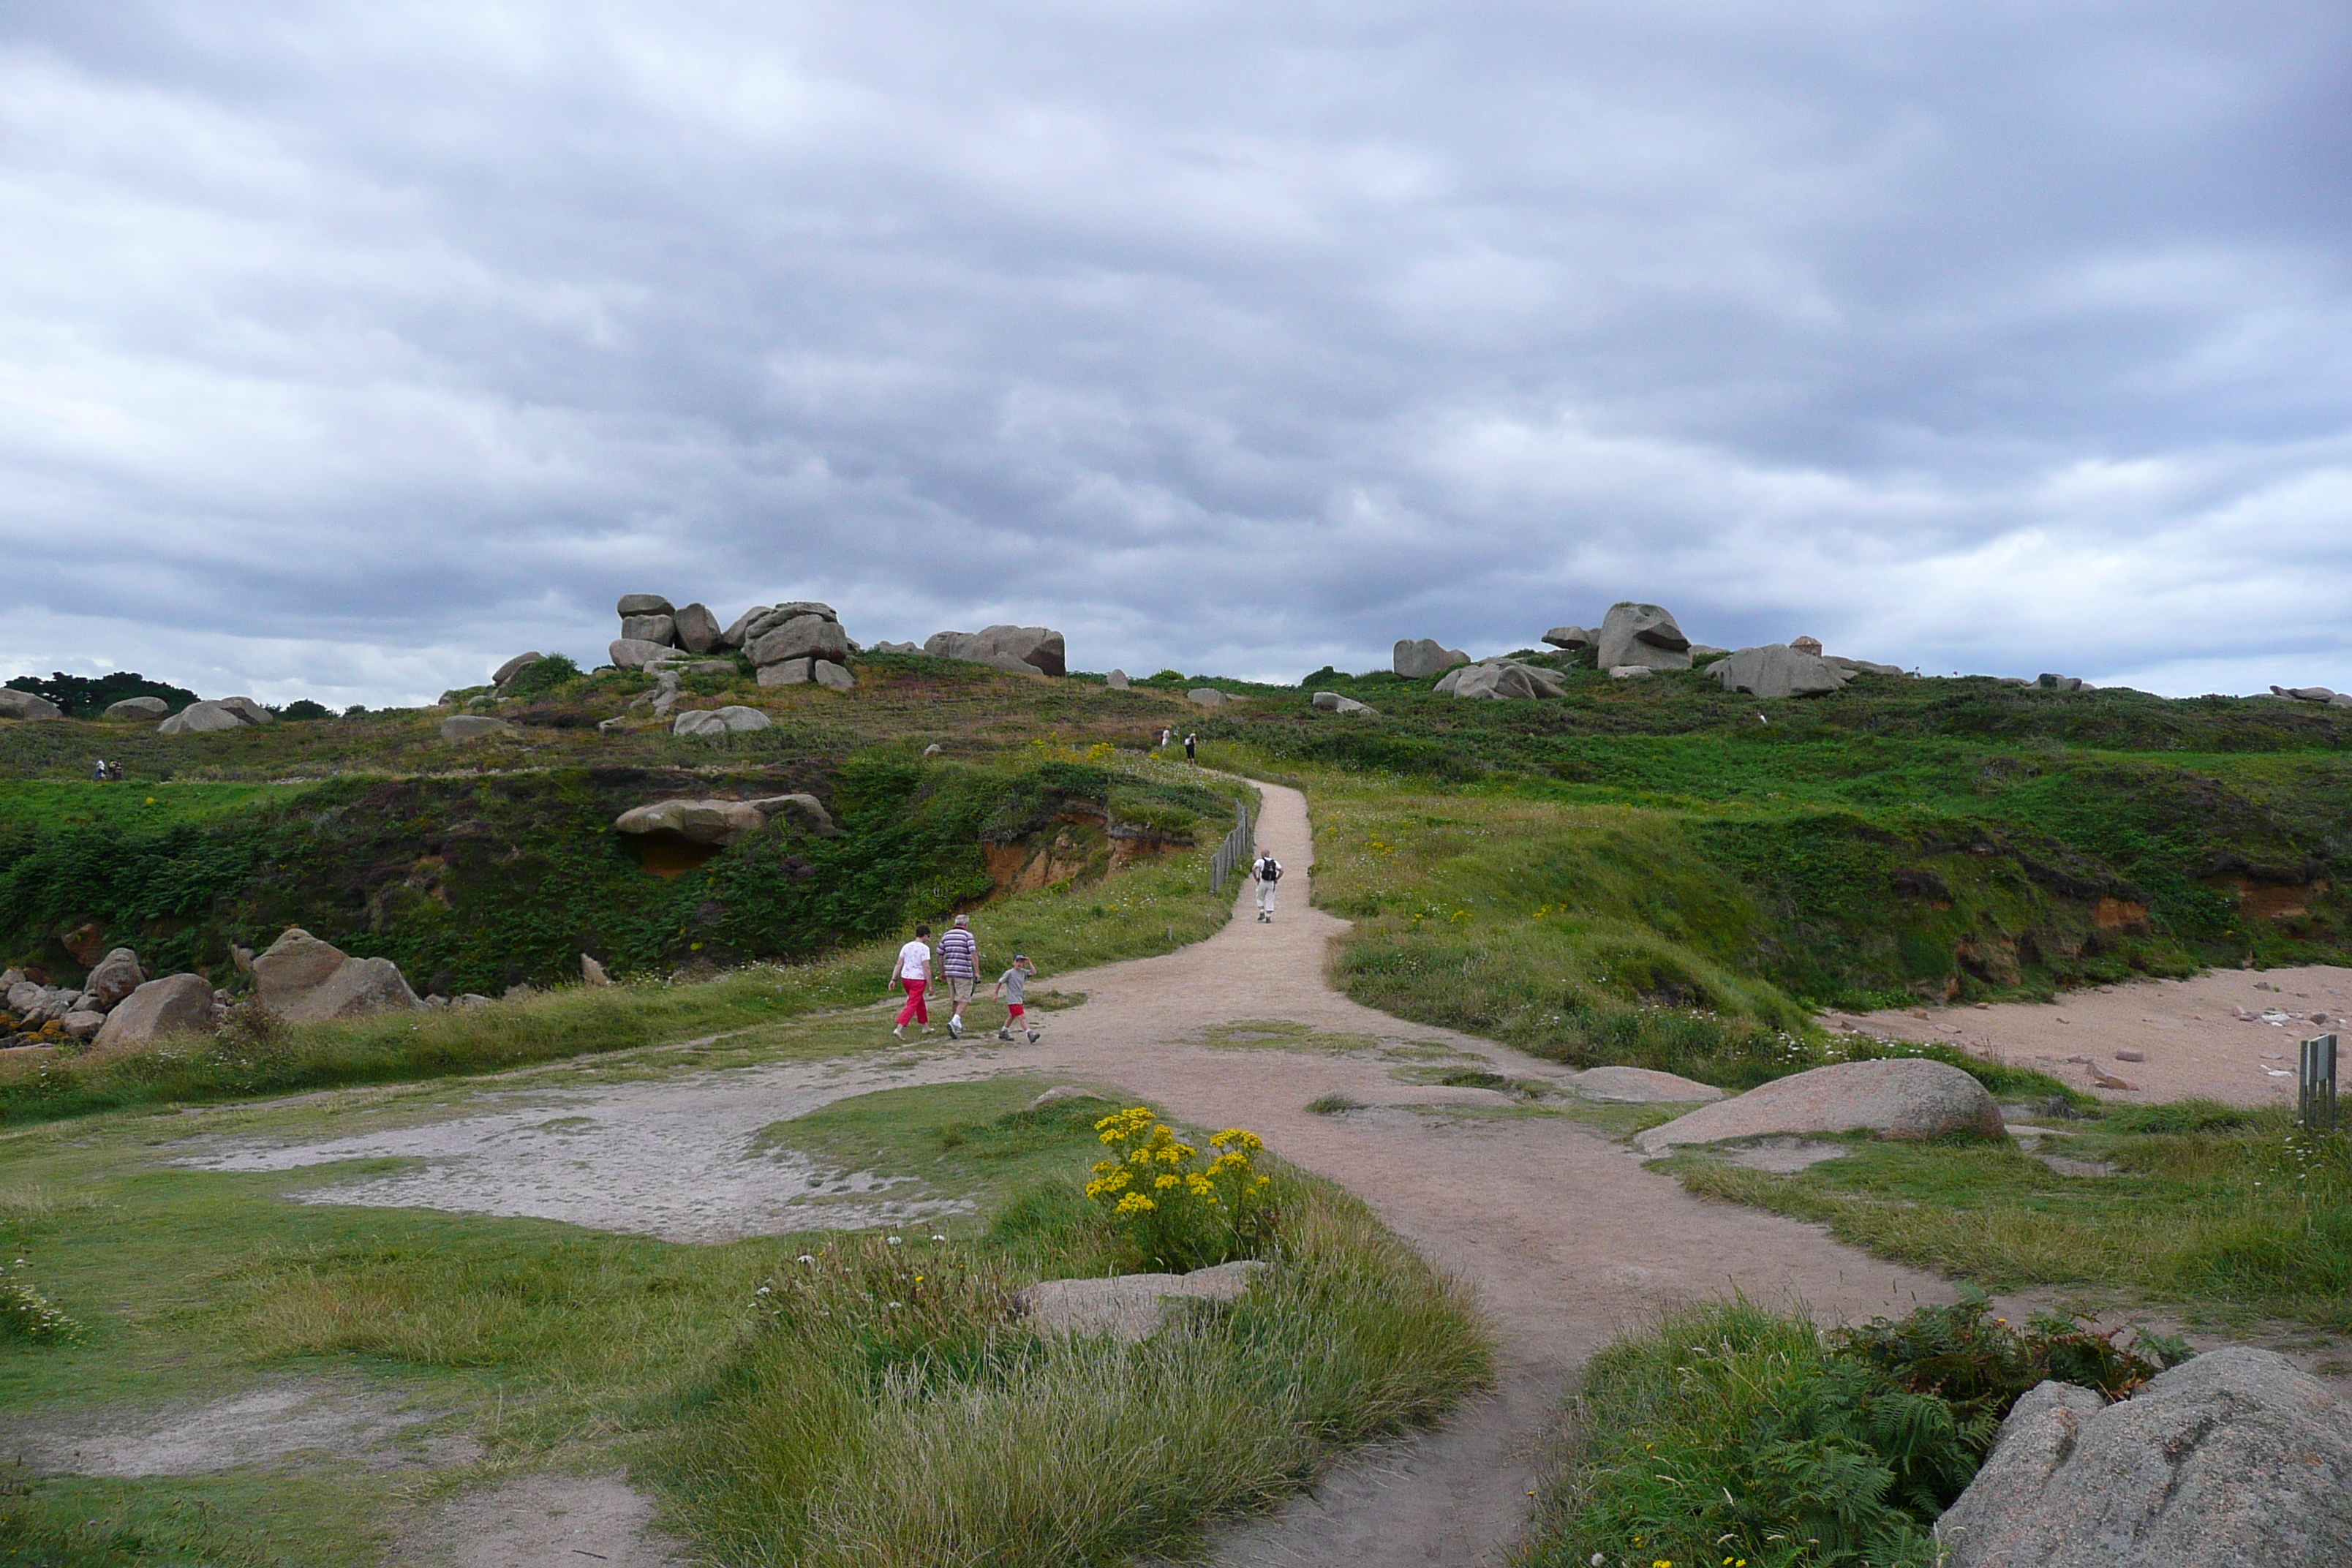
[1,1378,475,1477]
[396,1473,685,1568]
[1828,963,2352,1104]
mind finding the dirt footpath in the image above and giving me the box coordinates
[1827,965,2352,1105]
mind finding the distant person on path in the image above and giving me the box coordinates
[91,758,108,783]
[1253,850,1282,921]
[889,924,933,1040]
[1158,727,1172,749]
[994,954,1039,1043]
[939,913,979,1039]
[1184,732,1197,762]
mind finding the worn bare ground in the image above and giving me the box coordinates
[1827,965,2352,1105]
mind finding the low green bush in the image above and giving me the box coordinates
[1519,1293,2180,1568]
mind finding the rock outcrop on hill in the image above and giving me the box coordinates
[440,715,516,741]
[924,625,1067,677]
[1934,1347,2352,1567]
[1708,644,1854,700]
[157,700,252,734]
[0,689,62,720]
[1634,1058,2005,1152]
[613,793,840,847]
[2271,684,2352,707]
[492,652,545,686]
[673,603,722,653]
[1436,661,1564,701]
[252,928,423,1024]
[1393,638,1470,679]
[83,948,146,1010]
[1542,626,1594,649]
[1311,691,1375,715]
[1596,602,1692,670]
[101,696,170,720]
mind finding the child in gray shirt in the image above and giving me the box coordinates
[993,955,1038,1043]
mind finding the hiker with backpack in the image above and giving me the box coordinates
[1253,849,1282,921]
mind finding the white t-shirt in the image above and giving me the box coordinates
[895,939,932,982]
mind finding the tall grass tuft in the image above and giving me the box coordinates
[666,1174,1490,1566]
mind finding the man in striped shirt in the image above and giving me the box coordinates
[938,913,980,1039]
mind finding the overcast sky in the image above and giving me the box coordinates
[4,1,2348,706]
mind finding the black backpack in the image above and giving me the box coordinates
[1257,856,1281,882]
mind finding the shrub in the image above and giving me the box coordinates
[502,653,584,699]
[279,699,333,721]
[1520,1294,2187,1568]
[1085,1109,1278,1271]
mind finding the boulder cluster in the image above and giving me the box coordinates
[2272,683,2352,709]
[1382,600,1915,704]
[598,593,861,694]
[612,792,840,847]
[0,690,280,732]
[0,930,447,1055]
[1,948,182,1047]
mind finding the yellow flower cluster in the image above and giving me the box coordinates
[1085,1107,1274,1229]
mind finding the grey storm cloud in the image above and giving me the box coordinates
[2,0,2348,704]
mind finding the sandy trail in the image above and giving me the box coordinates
[1825,964,2352,1106]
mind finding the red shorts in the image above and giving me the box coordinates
[1006,1002,1025,1018]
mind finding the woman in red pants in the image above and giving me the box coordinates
[890,924,934,1040]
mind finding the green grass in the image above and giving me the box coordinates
[0,1071,1490,1567]
[1664,1107,2352,1330]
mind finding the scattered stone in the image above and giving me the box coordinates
[749,794,840,836]
[1311,691,1376,715]
[1596,602,1693,670]
[1688,644,1730,661]
[1824,655,1907,676]
[811,659,856,691]
[2037,673,2085,693]
[2089,1066,2139,1090]
[91,973,218,1049]
[617,594,673,617]
[0,689,63,720]
[747,614,848,667]
[1188,688,1229,707]
[1708,644,1853,701]
[619,613,676,645]
[1106,669,1129,690]
[581,954,611,987]
[1607,665,1653,679]
[1028,1085,1104,1109]
[1934,1347,2352,1567]
[922,743,943,756]
[1392,638,1471,679]
[1016,1260,1267,1342]
[1541,626,1594,649]
[924,625,1068,677]
[670,706,772,736]
[440,715,516,742]
[671,603,722,654]
[608,638,678,671]
[83,949,146,1011]
[214,697,276,725]
[101,696,170,720]
[1790,636,1824,655]
[60,1010,108,1041]
[1569,1066,1726,1104]
[2114,1049,2145,1063]
[867,640,921,654]
[157,701,251,734]
[1634,1058,2006,1153]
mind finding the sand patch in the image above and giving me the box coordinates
[4,1378,474,1477]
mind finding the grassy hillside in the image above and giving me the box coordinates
[1181,653,2350,1084]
